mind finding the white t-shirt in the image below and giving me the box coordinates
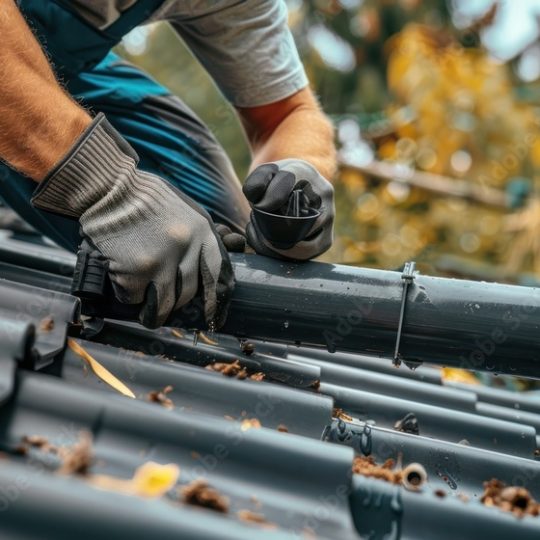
[66,0,309,107]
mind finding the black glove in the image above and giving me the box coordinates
[32,113,234,329]
[215,224,246,253]
[243,159,335,260]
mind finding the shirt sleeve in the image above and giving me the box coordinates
[165,0,309,107]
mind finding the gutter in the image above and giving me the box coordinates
[1,235,540,378]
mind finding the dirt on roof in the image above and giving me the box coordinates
[352,455,403,484]
[181,479,229,513]
[481,479,540,518]
[206,360,265,382]
[147,385,174,410]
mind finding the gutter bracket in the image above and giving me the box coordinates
[393,261,417,367]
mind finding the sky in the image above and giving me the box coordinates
[452,0,540,60]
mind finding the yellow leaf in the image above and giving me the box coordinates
[441,367,479,385]
[89,461,180,498]
[132,462,180,497]
[67,339,135,399]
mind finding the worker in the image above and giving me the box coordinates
[0,0,336,330]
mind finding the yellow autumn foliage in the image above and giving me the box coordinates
[326,24,540,277]
[386,25,538,184]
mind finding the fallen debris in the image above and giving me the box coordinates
[277,424,289,433]
[39,316,54,332]
[394,412,420,435]
[352,456,402,484]
[147,385,174,410]
[57,431,93,476]
[18,432,99,478]
[206,360,245,378]
[240,418,262,432]
[332,407,353,422]
[132,462,180,497]
[237,509,277,529]
[21,435,57,453]
[197,331,219,346]
[68,339,135,399]
[181,479,229,513]
[14,444,28,456]
[17,432,96,476]
[90,461,180,498]
[434,489,446,498]
[302,527,317,539]
[311,380,321,391]
[17,434,58,456]
[481,479,540,518]
[240,341,256,356]
[206,360,266,382]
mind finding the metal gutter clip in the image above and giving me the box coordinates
[393,261,417,367]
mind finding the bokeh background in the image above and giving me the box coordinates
[116,1,540,388]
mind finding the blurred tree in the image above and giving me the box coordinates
[116,1,540,280]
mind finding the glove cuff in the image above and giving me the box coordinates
[31,113,140,218]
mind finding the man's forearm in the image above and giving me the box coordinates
[251,109,336,180]
[239,88,337,180]
[0,0,91,181]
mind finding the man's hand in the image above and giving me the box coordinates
[238,88,336,259]
[32,114,234,329]
[243,159,335,260]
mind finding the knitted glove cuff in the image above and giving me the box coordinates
[31,113,140,218]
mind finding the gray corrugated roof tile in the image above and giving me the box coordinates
[0,228,539,538]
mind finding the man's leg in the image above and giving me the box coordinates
[0,52,250,252]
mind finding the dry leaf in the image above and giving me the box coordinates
[240,418,261,432]
[132,462,181,497]
[68,339,135,399]
[181,479,229,513]
[89,461,180,498]
[147,385,174,410]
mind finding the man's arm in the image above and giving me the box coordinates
[169,0,336,179]
[0,1,233,330]
[0,0,91,181]
[238,87,337,181]
[238,88,336,261]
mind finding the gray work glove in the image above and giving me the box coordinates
[243,159,335,260]
[31,113,234,329]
